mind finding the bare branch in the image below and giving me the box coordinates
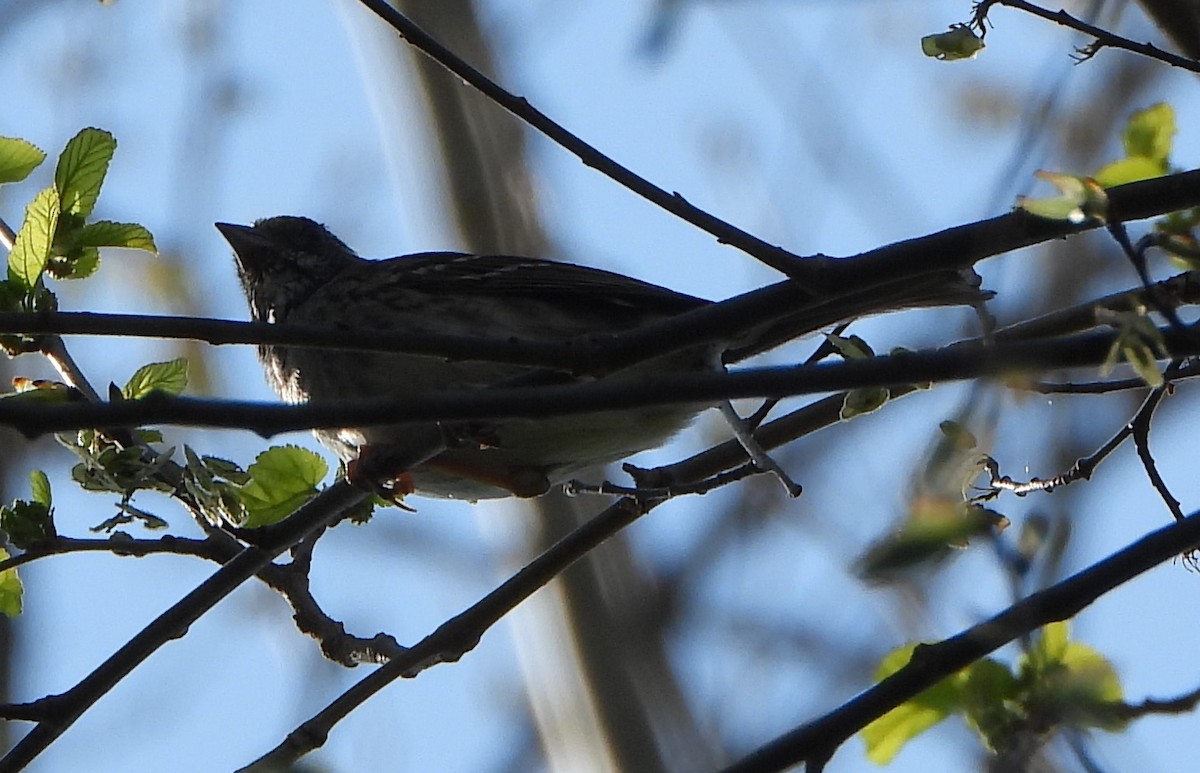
[977,0,1200,72]
[1131,361,1186,520]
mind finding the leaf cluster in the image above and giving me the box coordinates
[862,622,1126,764]
[0,128,156,354]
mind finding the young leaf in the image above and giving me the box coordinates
[920,25,985,61]
[0,549,22,617]
[29,470,51,509]
[825,333,875,359]
[1020,621,1127,731]
[1122,103,1175,164]
[8,186,61,290]
[54,128,116,218]
[960,658,1021,752]
[0,499,55,549]
[1017,171,1109,224]
[841,387,889,419]
[76,220,157,253]
[123,358,189,399]
[861,644,967,763]
[0,137,46,184]
[1121,337,1165,388]
[236,446,329,528]
[857,502,1003,580]
[1093,156,1167,188]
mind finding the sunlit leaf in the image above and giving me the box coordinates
[1093,156,1167,188]
[123,358,189,399]
[0,548,22,617]
[921,25,985,61]
[861,643,966,763]
[76,220,157,253]
[54,128,116,218]
[1017,171,1108,224]
[0,137,46,184]
[8,187,60,290]
[1122,102,1175,164]
[28,470,51,509]
[236,446,329,528]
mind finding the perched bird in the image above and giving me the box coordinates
[218,216,986,500]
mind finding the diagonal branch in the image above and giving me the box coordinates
[721,507,1200,773]
[241,494,652,770]
[354,0,808,277]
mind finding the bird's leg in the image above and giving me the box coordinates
[346,423,450,502]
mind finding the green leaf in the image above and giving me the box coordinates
[920,25,985,61]
[8,186,61,290]
[861,644,966,763]
[55,128,116,218]
[0,137,46,184]
[0,500,54,550]
[1099,310,1167,388]
[858,503,1005,581]
[75,220,157,253]
[1093,156,1167,188]
[0,548,22,617]
[28,470,51,509]
[961,658,1021,752]
[46,247,100,280]
[1122,103,1175,164]
[1121,337,1165,388]
[123,358,189,399]
[841,387,889,419]
[1017,171,1109,224]
[825,333,875,359]
[1021,622,1128,732]
[136,428,164,444]
[203,455,250,485]
[237,446,329,528]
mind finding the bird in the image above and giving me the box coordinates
[218,216,988,501]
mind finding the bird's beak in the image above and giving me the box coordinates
[215,222,271,253]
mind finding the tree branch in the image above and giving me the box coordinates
[0,327,1197,438]
[722,507,1200,772]
[241,494,651,770]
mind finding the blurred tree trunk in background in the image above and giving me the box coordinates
[389,2,720,770]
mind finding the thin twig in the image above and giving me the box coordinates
[565,463,762,500]
[354,0,810,278]
[1130,360,1185,520]
[976,0,1200,72]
